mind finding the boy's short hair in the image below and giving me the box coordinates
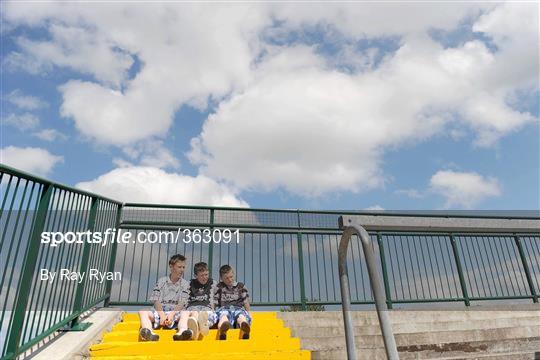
[169,254,186,266]
[219,264,233,278]
[194,262,208,275]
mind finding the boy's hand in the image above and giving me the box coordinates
[165,311,176,326]
[158,311,167,326]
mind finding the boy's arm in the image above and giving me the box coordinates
[242,285,250,311]
[173,279,190,312]
[210,280,218,310]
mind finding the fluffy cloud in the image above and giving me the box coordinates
[32,129,68,142]
[1,146,63,176]
[429,170,502,209]
[6,89,48,110]
[3,3,538,198]
[4,113,40,130]
[75,166,247,207]
[190,25,535,195]
[4,3,270,145]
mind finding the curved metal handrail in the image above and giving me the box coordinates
[338,216,399,360]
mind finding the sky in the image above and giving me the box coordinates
[1,2,539,210]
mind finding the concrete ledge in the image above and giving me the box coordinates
[29,308,122,360]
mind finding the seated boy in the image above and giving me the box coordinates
[214,264,252,340]
[174,262,218,340]
[138,254,189,341]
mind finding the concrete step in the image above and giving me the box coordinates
[298,326,540,350]
[288,317,540,337]
[309,338,540,360]
[278,310,540,325]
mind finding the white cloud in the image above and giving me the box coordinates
[3,3,538,198]
[5,90,48,110]
[3,113,40,130]
[119,140,180,169]
[0,146,63,176]
[395,189,424,199]
[32,129,68,142]
[75,166,248,207]
[429,170,502,209]
[4,3,271,145]
[364,205,384,211]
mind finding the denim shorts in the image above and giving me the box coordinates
[215,306,252,327]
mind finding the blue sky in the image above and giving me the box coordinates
[1,2,539,210]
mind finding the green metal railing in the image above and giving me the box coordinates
[0,165,122,359]
[1,163,539,359]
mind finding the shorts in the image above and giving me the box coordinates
[215,306,252,327]
[186,305,212,312]
[152,309,181,329]
[186,305,219,327]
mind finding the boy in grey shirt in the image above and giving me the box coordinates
[138,254,189,341]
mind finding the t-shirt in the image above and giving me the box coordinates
[187,278,218,308]
[214,281,249,308]
[149,276,189,311]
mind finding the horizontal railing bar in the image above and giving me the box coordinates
[340,215,540,233]
[120,222,540,235]
[124,203,540,219]
[0,164,123,206]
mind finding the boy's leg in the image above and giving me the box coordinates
[217,313,231,340]
[138,310,159,341]
[174,310,199,341]
[138,310,154,329]
[187,313,199,340]
[197,311,210,337]
[235,310,252,340]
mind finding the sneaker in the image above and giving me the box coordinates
[197,311,209,337]
[240,321,251,340]
[139,327,159,342]
[218,321,230,340]
[173,329,193,341]
[187,316,199,340]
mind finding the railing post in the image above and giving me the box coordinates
[377,233,393,309]
[514,235,538,303]
[339,216,399,360]
[104,204,123,307]
[449,234,470,306]
[5,183,53,359]
[69,197,99,330]
[207,208,215,275]
[296,210,307,310]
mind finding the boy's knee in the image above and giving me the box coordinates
[139,310,148,317]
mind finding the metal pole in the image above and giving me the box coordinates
[339,216,399,360]
[514,235,538,303]
[338,227,358,360]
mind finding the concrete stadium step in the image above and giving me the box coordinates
[91,350,311,360]
[308,338,540,359]
[298,326,540,350]
[90,338,302,356]
[287,317,540,337]
[101,328,292,342]
[278,308,540,360]
[90,311,309,359]
[278,310,540,325]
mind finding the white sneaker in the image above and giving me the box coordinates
[198,311,209,336]
[187,316,199,340]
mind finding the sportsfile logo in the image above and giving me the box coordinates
[40,228,241,247]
